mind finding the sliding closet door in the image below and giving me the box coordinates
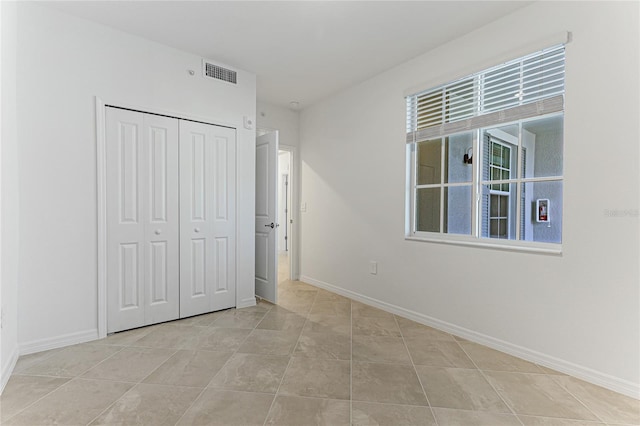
[179,120,236,317]
[106,108,179,333]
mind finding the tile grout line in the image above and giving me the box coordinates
[393,314,440,426]
[454,339,526,426]
[262,284,320,426]
[544,370,609,424]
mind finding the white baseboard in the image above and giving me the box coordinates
[237,297,257,309]
[1,345,19,394]
[19,329,100,356]
[300,275,640,400]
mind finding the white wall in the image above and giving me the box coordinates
[15,3,256,351]
[299,1,639,397]
[257,101,299,149]
[1,0,20,393]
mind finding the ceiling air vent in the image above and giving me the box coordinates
[203,60,237,84]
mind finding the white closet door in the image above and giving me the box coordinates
[106,108,179,333]
[143,113,180,325]
[179,120,236,317]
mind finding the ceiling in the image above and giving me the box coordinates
[41,1,532,110]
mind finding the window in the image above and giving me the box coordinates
[406,45,565,250]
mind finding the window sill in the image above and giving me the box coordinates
[405,234,562,255]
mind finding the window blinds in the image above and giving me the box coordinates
[406,45,565,143]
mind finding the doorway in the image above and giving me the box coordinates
[278,150,292,284]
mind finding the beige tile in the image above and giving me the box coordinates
[177,389,274,425]
[309,300,351,317]
[416,366,510,412]
[275,300,314,315]
[237,329,300,356]
[352,361,427,406]
[518,415,606,425]
[352,301,395,319]
[352,335,412,364]
[304,314,351,335]
[132,324,211,350]
[553,376,640,425]
[4,378,132,426]
[237,300,274,314]
[536,364,567,376]
[182,310,228,326]
[82,346,175,382]
[395,317,456,341]
[352,401,436,425]
[89,383,201,425]
[97,325,157,346]
[405,339,475,368]
[195,327,252,352]
[432,407,521,425]
[293,331,351,360]
[484,371,599,421]
[353,316,402,337]
[12,348,63,373]
[21,344,121,377]
[459,342,545,373]
[143,350,232,387]
[257,311,307,332]
[0,375,70,422]
[208,353,289,393]
[315,290,351,304]
[266,395,350,426]
[279,357,350,400]
[211,310,268,329]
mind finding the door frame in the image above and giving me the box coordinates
[95,97,239,339]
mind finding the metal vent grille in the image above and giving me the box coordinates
[204,62,237,84]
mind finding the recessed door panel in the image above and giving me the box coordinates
[215,137,228,221]
[149,241,168,304]
[149,127,168,223]
[215,238,228,293]
[119,122,139,224]
[119,243,141,309]
[191,239,206,297]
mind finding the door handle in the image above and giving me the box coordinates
[265,223,275,229]
[154,229,162,235]
[194,227,200,233]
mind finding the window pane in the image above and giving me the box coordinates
[481,183,517,240]
[520,181,563,243]
[444,185,472,235]
[417,139,441,185]
[482,125,518,184]
[522,115,563,178]
[444,132,473,184]
[416,187,440,232]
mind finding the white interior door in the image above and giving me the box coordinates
[255,132,278,303]
[106,108,179,333]
[180,120,237,317]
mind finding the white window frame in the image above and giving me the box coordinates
[406,114,564,254]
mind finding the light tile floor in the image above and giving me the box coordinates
[1,280,639,425]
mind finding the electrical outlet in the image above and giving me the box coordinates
[369,261,378,275]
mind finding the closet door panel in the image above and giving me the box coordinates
[106,108,146,333]
[180,121,236,317]
[144,114,179,324]
[210,130,236,311]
